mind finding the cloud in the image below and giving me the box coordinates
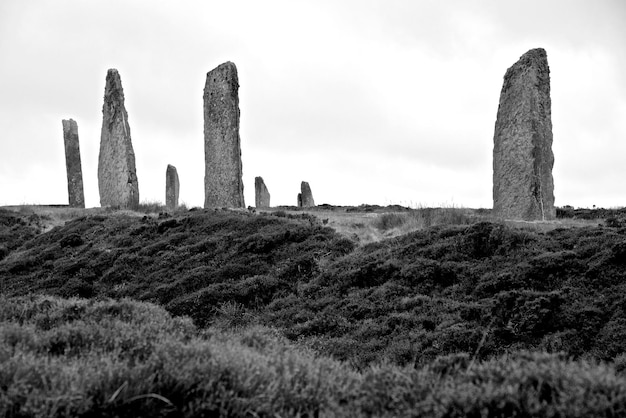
[0,0,624,209]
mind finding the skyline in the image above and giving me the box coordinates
[1,1,625,209]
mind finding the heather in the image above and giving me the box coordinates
[2,206,626,416]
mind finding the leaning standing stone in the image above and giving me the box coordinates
[300,181,315,207]
[203,61,245,208]
[62,119,85,208]
[493,48,555,220]
[255,176,270,208]
[98,69,140,210]
[166,164,180,210]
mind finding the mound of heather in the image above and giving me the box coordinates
[3,209,626,368]
[0,209,354,327]
[265,221,626,366]
[0,209,43,261]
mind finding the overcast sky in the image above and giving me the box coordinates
[1,0,624,209]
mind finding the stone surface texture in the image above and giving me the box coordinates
[255,176,270,208]
[98,69,139,210]
[300,181,315,207]
[493,48,555,220]
[62,119,85,208]
[166,164,180,210]
[203,62,245,208]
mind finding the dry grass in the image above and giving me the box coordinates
[259,206,605,245]
[258,206,480,244]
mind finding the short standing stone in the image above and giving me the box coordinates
[493,48,555,220]
[255,176,270,208]
[98,69,140,210]
[297,193,302,207]
[204,61,245,208]
[300,181,315,207]
[62,119,85,208]
[165,164,180,210]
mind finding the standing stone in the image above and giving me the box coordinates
[300,181,315,207]
[297,193,303,207]
[98,69,139,210]
[62,119,85,208]
[165,164,180,210]
[255,176,270,208]
[493,48,555,220]
[203,61,245,208]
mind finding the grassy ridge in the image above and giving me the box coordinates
[2,295,626,417]
[3,209,626,368]
[0,209,354,327]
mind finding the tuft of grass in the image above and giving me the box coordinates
[136,200,167,214]
[373,207,475,233]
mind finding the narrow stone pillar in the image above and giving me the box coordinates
[62,119,85,208]
[98,69,140,210]
[166,164,180,210]
[297,193,303,207]
[493,48,555,220]
[255,176,270,208]
[300,181,315,207]
[203,61,245,208]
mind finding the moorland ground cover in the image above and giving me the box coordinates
[2,205,626,416]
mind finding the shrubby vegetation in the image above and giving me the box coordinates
[0,209,354,327]
[2,295,626,417]
[0,209,42,263]
[3,206,626,415]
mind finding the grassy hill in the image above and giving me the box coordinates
[2,205,626,416]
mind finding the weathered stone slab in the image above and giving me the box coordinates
[166,164,180,210]
[493,48,555,220]
[203,61,245,208]
[62,119,85,208]
[255,176,270,208]
[98,69,139,210]
[300,181,315,207]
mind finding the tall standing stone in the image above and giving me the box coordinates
[493,48,555,220]
[166,164,180,210]
[62,119,85,208]
[203,61,245,208]
[255,176,270,208]
[300,181,315,207]
[98,69,139,210]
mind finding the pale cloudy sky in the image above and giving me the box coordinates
[0,0,624,209]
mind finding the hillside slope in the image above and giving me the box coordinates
[2,207,626,368]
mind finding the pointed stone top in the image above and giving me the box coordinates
[506,48,548,75]
[105,69,124,92]
[521,48,546,59]
[206,62,238,85]
[62,119,77,134]
[502,48,550,93]
[211,61,236,73]
[166,165,177,178]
